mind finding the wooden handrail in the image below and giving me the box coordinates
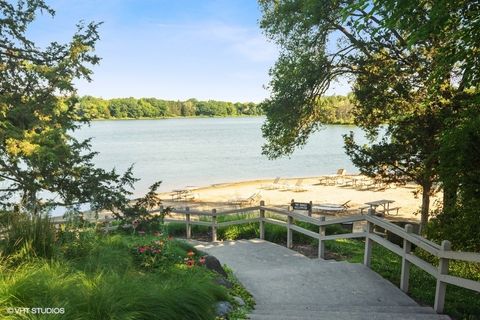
[50,201,480,314]
[165,203,480,314]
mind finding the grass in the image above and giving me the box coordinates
[0,212,56,262]
[0,260,226,320]
[0,227,229,320]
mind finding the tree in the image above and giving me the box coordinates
[258,0,475,231]
[428,107,480,251]
[0,0,136,214]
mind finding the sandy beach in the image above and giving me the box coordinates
[158,175,441,223]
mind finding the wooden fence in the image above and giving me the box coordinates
[52,201,480,314]
[154,201,480,314]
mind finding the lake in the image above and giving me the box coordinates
[74,117,368,196]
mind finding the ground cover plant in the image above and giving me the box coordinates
[0,214,237,320]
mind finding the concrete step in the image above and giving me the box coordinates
[251,305,437,315]
[194,240,451,320]
[247,311,451,320]
[238,263,418,307]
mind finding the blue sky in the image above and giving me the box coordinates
[31,0,350,102]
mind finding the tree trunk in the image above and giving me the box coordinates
[419,182,432,234]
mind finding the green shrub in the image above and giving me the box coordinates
[56,229,97,261]
[0,212,56,263]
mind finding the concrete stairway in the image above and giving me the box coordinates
[194,239,450,320]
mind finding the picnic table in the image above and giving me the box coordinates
[171,189,195,201]
[363,199,399,216]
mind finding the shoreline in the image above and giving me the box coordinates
[87,116,355,126]
[158,175,437,222]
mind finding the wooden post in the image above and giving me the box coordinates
[185,207,191,239]
[287,214,293,248]
[318,216,326,259]
[308,201,313,217]
[434,240,451,313]
[363,209,374,267]
[400,224,413,292]
[211,209,217,242]
[259,200,265,240]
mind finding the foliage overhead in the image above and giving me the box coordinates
[258,0,480,232]
[0,0,136,213]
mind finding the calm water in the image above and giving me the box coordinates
[74,117,367,196]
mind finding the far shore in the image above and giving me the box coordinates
[87,116,355,126]
[158,175,441,223]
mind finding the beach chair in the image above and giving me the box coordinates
[282,179,309,192]
[228,192,261,206]
[319,169,347,185]
[261,177,281,190]
[312,200,351,214]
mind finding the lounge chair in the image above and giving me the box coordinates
[228,192,261,206]
[261,177,281,190]
[312,200,351,213]
[282,178,310,192]
[319,169,347,186]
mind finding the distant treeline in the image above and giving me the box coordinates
[77,95,355,123]
[77,97,262,119]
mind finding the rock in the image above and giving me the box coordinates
[215,301,232,317]
[205,255,228,278]
[215,276,233,289]
[233,296,245,307]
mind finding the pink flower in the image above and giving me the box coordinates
[186,259,195,268]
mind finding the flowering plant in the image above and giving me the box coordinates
[131,239,172,270]
[184,250,207,269]
[131,237,207,271]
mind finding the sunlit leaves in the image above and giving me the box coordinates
[0,0,135,213]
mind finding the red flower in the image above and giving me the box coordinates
[138,246,146,253]
[186,259,195,268]
[199,256,206,265]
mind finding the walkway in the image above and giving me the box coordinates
[194,239,450,320]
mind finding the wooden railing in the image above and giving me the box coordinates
[51,201,479,314]
[156,200,480,314]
